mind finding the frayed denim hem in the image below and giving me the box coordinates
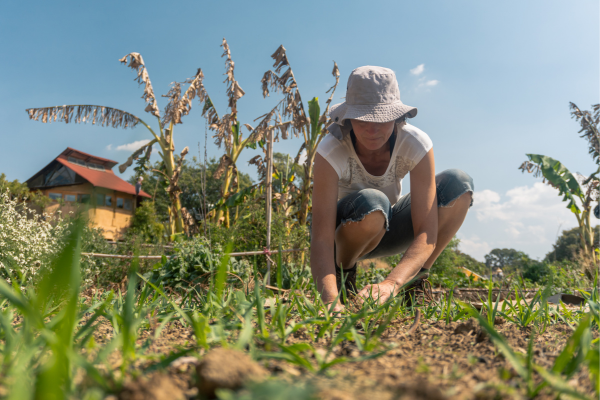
[340,208,390,232]
[439,188,474,208]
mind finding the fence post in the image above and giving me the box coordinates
[265,128,274,285]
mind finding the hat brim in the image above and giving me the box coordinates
[330,101,417,125]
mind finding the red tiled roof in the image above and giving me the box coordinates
[56,158,151,198]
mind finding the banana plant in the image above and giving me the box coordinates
[261,45,340,225]
[202,39,282,227]
[519,103,599,262]
[26,53,212,236]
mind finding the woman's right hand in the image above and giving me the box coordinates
[321,298,345,317]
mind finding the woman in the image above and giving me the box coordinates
[310,66,474,310]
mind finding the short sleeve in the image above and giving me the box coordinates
[397,123,433,170]
[316,134,345,178]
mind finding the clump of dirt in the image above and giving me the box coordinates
[118,373,185,400]
[453,318,488,343]
[196,348,267,398]
[394,379,447,400]
[316,388,355,400]
[453,319,478,335]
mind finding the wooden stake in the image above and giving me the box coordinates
[265,128,274,285]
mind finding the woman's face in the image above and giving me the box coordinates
[350,119,395,151]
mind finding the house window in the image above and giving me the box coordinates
[117,198,124,209]
[87,163,104,171]
[48,192,61,201]
[105,196,112,207]
[68,157,86,167]
[64,194,76,202]
[124,199,132,211]
[45,165,76,186]
[96,193,105,206]
[77,194,90,204]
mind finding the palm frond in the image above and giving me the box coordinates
[26,105,140,128]
[221,38,245,114]
[118,138,157,174]
[320,62,340,125]
[211,114,234,149]
[260,45,308,137]
[248,155,266,183]
[163,69,213,127]
[119,53,160,118]
[214,154,234,181]
[570,102,600,165]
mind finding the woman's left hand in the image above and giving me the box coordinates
[356,280,401,305]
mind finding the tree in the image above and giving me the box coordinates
[260,46,340,225]
[545,225,600,262]
[131,157,253,230]
[26,53,213,236]
[484,248,530,273]
[519,103,599,262]
[0,173,50,210]
[521,259,551,284]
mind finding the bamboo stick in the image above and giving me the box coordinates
[106,241,174,249]
[265,128,274,285]
[80,248,306,259]
[81,253,167,259]
[229,248,305,257]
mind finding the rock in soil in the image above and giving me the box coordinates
[118,373,185,400]
[196,348,267,398]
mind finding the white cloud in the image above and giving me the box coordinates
[297,149,307,165]
[459,182,580,260]
[410,64,425,75]
[106,144,112,151]
[459,236,492,261]
[115,139,151,152]
[425,79,439,86]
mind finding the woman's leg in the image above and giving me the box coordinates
[336,211,387,270]
[334,189,392,270]
[362,169,475,267]
[422,190,472,269]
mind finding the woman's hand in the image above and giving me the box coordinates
[356,280,401,305]
[326,300,345,315]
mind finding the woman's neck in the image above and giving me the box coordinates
[354,139,390,161]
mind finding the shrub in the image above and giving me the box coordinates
[128,201,165,243]
[0,191,68,284]
[209,201,310,270]
[146,236,251,290]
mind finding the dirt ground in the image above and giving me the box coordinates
[89,315,596,400]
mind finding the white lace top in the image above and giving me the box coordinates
[316,121,433,204]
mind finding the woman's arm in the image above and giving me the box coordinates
[310,153,341,305]
[357,148,438,303]
[384,148,438,286]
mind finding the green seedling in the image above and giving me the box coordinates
[460,300,595,399]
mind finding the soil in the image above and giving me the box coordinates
[117,373,185,400]
[196,348,268,398]
[87,315,596,400]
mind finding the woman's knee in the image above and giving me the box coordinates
[435,169,474,208]
[338,189,391,232]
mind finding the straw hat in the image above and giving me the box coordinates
[328,66,417,139]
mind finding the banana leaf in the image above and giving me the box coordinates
[308,97,321,136]
[525,154,584,214]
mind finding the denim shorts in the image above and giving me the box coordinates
[335,169,474,260]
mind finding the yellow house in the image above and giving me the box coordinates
[26,147,151,240]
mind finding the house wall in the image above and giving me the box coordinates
[39,184,138,240]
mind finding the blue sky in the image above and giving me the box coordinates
[1,0,598,260]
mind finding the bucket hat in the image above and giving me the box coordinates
[328,66,417,139]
